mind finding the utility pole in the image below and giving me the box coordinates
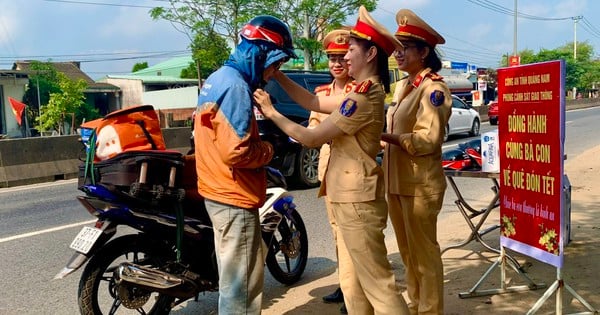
[573,16,582,60]
[36,75,42,132]
[513,0,518,56]
[572,16,583,99]
[303,12,310,71]
[507,0,520,67]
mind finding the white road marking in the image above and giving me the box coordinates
[0,219,95,243]
[0,179,77,194]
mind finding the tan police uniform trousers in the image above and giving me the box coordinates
[384,69,452,315]
[387,194,444,315]
[331,199,408,315]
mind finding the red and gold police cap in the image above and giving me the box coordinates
[395,9,445,47]
[350,6,403,56]
[322,29,350,54]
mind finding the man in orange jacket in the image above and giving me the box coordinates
[194,15,296,314]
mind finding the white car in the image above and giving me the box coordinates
[444,95,481,142]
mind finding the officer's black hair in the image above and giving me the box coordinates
[414,41,443,73]
[376,46,392,93]
[353,37,391,93]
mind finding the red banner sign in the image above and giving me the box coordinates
[498,60,565,268]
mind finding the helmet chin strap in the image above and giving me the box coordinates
[257,80,266,89]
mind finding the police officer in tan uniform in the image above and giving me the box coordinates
[309,29,355,313]
[380,9,452,315]
[310,29,356,188]
[254,6,409,314]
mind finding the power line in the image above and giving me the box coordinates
[0,50,191,76]
[580,17,600,39]
[374,6,504,67]
[467,0,573,21]
[466,0,600,57]
[41,0,165,9]
[0,50,190,60]
[467,0,600,38]
[79,51,190,63]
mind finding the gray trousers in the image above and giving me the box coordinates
[205,199,264,315]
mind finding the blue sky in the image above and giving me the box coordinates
[0,0,598,80]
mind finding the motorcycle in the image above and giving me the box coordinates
[55,152,308,314]
[442,139,483,171]
[458,139,482,169]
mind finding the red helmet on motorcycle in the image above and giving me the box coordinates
[442,148,472,170]
[458,139,481,154]
[458,139,482,169]
[240,15,298,58]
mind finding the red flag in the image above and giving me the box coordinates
[8,97,26,126]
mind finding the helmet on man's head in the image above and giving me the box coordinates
[240,15,297,58]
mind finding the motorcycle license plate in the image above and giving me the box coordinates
[69,226,103,254]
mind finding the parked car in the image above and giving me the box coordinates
[487,100,499,125]
[258,70,333,188]
[444,95,481,142]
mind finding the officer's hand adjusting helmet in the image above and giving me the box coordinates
[240,15,297,59]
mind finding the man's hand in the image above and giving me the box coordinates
[253,89,276,119]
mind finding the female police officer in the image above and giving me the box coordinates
[309,28,355,314]
[254,6,409,315]
[380,9,452,315]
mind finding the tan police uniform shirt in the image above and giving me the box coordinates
[309,81,355,181]
[319,76,386,203]
[384,68,452,196]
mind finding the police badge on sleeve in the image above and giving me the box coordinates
[339,98,357,117]
[430,90,445,107]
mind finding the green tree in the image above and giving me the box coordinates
[23,61,61,119]
[37,72,88,134]
[272,0,376,70]
[132,61,149,72]
[180,28,231,83]
[579,59,600,95]
[501,42,599,94]
[150,0,273,47]
[151,0,375,70]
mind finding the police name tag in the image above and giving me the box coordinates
[69,226,103,254]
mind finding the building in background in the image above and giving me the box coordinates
[0,70,29,138]
[13,61,120,116]
[97,56,199,127]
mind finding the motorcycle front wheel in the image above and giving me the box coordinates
[78,234,175,315]
[265,209,308,285]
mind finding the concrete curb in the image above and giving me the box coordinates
[0,127,191,188]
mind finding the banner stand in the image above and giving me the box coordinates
[527,268,598,315]
[459,247,546,298]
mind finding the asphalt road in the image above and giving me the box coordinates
[0,107,598,314]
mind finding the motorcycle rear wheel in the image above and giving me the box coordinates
[78,234,175,315]
[265,209,308,285]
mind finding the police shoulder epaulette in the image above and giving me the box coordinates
[314,84,331,94]
[355,80,373,94]
[412,72,426,88]
[344,81,357,94]
[426,72,444,81]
